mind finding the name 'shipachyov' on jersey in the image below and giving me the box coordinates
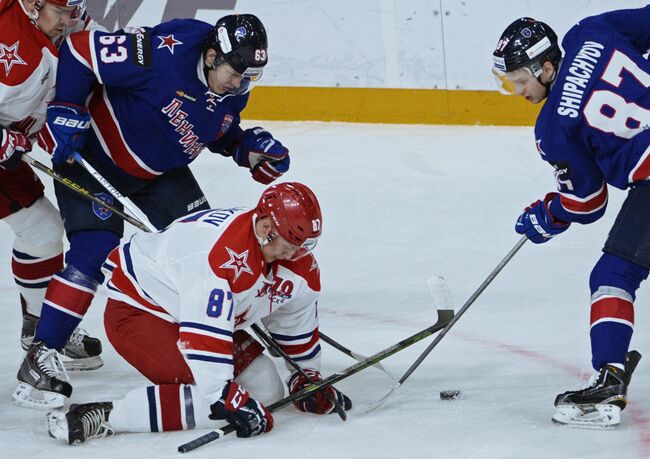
[57,19,248,180]
[535,6,650,225]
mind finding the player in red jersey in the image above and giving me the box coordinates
[1,0,105,410]
[46,182,351,444]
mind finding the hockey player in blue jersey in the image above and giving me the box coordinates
[14,14,291,410]
[492,7,650,429]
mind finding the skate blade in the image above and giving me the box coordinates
[47,410,70,442]
[62,355,104,372]
[13,382,66,411]
[552,404,621,430]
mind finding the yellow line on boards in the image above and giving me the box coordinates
[242,86,542,126]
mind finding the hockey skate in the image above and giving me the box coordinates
[13,341,72,410]
[552,350,641,429]
[21,312,103,372]
[59,328,104,371]
[48,402,114,445]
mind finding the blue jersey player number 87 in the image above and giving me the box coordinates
[583,50,650,139]
[493,6,650,430]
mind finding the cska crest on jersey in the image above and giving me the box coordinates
[220,247,253,282]
[0,41,27,76]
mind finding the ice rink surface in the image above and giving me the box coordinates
[1,121,649,459]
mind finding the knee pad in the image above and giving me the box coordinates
[4,197,63,257]
[590,253,649,298]
[233,330,265,377]
[66,230,120,283]
[235,353,285,406]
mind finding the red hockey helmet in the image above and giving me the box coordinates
[257,182,322,259]
[47,0,84,6]
[38,0,85,19]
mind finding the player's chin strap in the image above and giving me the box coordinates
[252,213,273,248]
[18,0,39,23]
[538,59,561,98]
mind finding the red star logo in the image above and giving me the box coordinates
[157,34,183,54]
[220,247,254,282]
[0,41,27,76]
[235,306,251,326]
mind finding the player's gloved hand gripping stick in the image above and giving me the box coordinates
[178,308,454,453]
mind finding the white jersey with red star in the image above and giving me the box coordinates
[101,207,322,404]
[0,0,97,135]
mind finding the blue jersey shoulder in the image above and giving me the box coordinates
[148,19,212,71]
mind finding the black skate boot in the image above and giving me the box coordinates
[48,402,114,445]
[20,294,103,371]
[20,310,39,351]
[60,328,104,372]
[552,350,641,429]
[13,341,72,410]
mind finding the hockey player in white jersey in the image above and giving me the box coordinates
[47,182,352,444]
[1,0,105,407]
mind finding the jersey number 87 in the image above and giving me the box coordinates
[584,50,650,139]
[206,288,234,321]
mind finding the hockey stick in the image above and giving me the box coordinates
[178,309,454,453]
[250,323,347,421]
[319,331,393,377]
[369,236,527,410]
[22,154,152,233]
[71,151,157,232]
[426,275,455,314]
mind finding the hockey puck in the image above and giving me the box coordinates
[439,390,462,400]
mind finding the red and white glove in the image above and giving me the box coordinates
[209,381,274,438]
[0,128,31,170]
[288,369,352,414]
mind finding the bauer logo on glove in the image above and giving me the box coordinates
[38,102,91,164]
[515,192,570,244]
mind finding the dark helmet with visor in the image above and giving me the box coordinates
[204,14,268,97]
[492,17,562,94]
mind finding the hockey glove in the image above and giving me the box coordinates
[209,381,273,438]
[288,369,352,415]
[515,192,570,244]
[0,128,31,170]
[232,127,290,184]
[38,103,91,164]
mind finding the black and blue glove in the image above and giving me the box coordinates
[232,127,289,184]
[515,193,570,244]
[37,102,90,164]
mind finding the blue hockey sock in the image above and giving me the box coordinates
[35,265,98,350]
[589,253,648,370]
